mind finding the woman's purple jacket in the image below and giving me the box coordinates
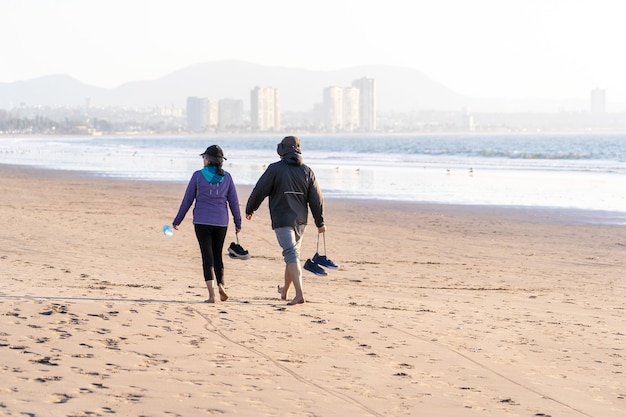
[173,170,242,230]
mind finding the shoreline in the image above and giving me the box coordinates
[2,132,625,217]
[3,162,625,226]
[2,162,625,416]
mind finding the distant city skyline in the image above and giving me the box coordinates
[184,78,378,133]
[2,0,626,104]
[4,82,623,135]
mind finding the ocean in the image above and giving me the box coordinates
[2,133,626,224]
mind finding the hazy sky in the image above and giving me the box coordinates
[2,0,624,102]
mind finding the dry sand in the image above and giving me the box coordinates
[1,164,624,417]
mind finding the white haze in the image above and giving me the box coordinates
[1,0,624,103]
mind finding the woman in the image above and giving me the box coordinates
[173,145,242,303]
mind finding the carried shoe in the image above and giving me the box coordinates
[312,252,339,269]
[303,259,327,276]
[228,242,250,260]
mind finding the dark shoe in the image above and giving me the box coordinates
[312,253,339,269]
[304,259,327,276]
[228,242,250,260]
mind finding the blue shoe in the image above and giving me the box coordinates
[312,253,339,269]
[304,259,327,276]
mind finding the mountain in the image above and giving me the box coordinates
[0,74,104,108]
[0,60,593,112]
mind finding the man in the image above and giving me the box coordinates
[245,136,326,305]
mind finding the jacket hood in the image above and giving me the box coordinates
[282,152,303,166]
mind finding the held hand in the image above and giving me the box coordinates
[236,228,241,234]
[246,214,253,220]
[318,225,326,234]
[173,225,179,230]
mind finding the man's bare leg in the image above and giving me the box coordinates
[286,262,305,305]
[278,266,293,300]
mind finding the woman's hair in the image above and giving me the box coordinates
[208,156,225,176]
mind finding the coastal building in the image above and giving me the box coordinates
[323,78,375,132]
[250,86,280,131]
[186,96,218,132]
[186,96,209,132]
[460,108,475,131]
[207,99,218,129]
[343,87,360,131]
[352,77,376,131]
[218,99,244,130]
[591,88,606,113]
[323,86,360,132]
[323,86,343,131]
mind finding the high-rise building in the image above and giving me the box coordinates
[323,86,360,131]
[323,78,374,132]
[218,99,244,130]
[207,99,218,129]
[591,88,606,113]
[323,86,343,130]
[343,87,360,131]
[352,78,376,131]
[187,97,218,132]
[250,86,280,131]
[186,96,209,132]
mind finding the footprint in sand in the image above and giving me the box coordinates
[30,356,59,366]
[34,376,63,382]
[51,393,72,403]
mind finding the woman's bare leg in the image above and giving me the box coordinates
[205,280,216,303]
[218,283,228,301]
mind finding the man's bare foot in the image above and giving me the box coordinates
[219,286,228,302]
[277,285,287,300]
[204,298,215,303]
[287,297,305,305]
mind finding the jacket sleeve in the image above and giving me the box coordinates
[245,166,275,215]
[307,170,325,228]
[173,173,198,226]
[226,175,242,230]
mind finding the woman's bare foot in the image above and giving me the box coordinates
[277,285,287,300]
[204,298,215,303]
[219,286,228,302]
[287,296,305,306]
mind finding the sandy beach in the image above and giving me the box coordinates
[1,164,624,417]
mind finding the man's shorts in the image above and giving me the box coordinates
[274,225,306,265]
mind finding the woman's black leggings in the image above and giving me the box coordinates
[194,224,228,285]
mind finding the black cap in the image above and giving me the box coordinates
[200,145,227,160]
